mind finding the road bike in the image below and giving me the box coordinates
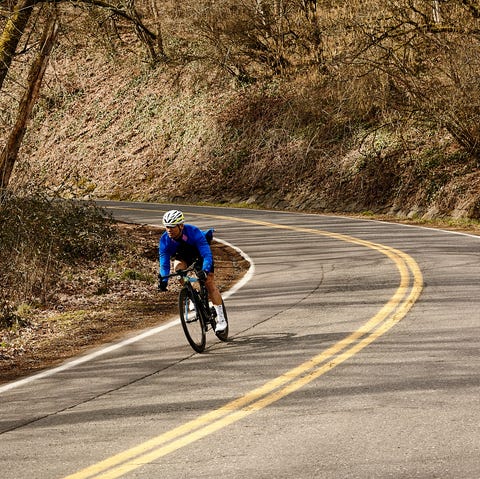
[166,264,229,352]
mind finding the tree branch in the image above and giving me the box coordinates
[50,0,156,39]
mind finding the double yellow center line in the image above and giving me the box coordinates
[64,210,423,479]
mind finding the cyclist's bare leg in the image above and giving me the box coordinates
[206,272,227,332]
[173,259,188,272]
[205,272,223,306]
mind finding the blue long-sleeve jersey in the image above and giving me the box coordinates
[159,224,213,281]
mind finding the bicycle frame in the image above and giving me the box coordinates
[163,264,227,352]
[180,273,215,332]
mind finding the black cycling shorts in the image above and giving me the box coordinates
[173,242,215,272]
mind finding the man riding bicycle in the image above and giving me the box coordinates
[157,209,227,333]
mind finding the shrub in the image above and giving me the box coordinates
[0,190,117,313]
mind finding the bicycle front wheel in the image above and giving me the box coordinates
[179,288,206,353]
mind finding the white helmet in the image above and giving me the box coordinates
[162,209,185,227]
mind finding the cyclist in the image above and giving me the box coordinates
[157,209,227,333]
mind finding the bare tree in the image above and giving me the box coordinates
[0,0,37,90]
[0,0,159,90]
[150,0,165,58]
[192,0,328,80]
[0,14,58,189]
[0,0,162,188]
[346,0,480,156]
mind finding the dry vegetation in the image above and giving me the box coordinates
[0,0,477,219]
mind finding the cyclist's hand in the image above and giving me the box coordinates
[197,270,207,281]
[157,275,168,292]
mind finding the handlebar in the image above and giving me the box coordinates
[161,264,201,282]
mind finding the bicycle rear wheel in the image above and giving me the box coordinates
[179,288,206,353]
[215,301,229,342]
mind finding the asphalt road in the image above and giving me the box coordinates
[1,202,479,479]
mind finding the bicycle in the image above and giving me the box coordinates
[166,264,229,353]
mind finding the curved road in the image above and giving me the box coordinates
[1,202,479,478]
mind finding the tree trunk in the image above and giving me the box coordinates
[0,16,58,190]
[0,0,37,91]
[125,0,159,63]
[150,0,166,58]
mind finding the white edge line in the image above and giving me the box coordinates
[0,237,255,394]
[214,237,255,300]
[337,215,480,240]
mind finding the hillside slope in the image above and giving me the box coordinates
[7,9,480,221]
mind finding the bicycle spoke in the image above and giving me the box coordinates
[179,288,206,352]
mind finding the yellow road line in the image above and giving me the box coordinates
[63,208,422,479]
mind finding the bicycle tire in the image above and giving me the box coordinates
[179,287,206,353]
[215,301,229,342]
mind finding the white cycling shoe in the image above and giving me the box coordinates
[215,317,227,333]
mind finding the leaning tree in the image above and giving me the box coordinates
[0,0,161,189]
